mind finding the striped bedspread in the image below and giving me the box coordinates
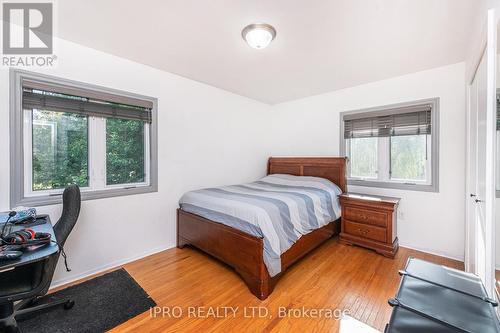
[179,174,342,277]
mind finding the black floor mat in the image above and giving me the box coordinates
[18,268,156,333]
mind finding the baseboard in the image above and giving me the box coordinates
[398,243,464,263]
[50,242,464,290]
[50,244,173,290]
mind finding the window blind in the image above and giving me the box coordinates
[343,104,432,139]
[22,86,152,123]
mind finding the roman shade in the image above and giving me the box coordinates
[344,104,432,139]
[22,81,152,123]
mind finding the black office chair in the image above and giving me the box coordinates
[0,185,81,333]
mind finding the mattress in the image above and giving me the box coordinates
[179,174,342,276]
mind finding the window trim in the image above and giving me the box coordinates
[339,98,440,193]
[10,69,159,207]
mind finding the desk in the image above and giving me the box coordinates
[0,215,59,273]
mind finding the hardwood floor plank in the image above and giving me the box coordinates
[67,237,463,333]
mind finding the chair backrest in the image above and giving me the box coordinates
[6,185,82,300]
[54,185,81,247]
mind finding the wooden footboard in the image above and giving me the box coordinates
[177,156,346,300]
[177,209,340,300]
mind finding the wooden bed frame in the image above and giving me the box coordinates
[177,157,347,300]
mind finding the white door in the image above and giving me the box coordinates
[469,50,488,284]
[467,56,480,275]
[466,9,497,297]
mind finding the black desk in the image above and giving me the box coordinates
[0,215,59,272]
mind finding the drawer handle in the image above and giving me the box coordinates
[359,214,368,220]
[357,228,370,235]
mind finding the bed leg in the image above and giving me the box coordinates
[236,269,274,300]
[177,236,189,249]
[177,209,189,249]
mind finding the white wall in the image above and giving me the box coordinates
[0,38,273,286]
[0,39,468,287]
[269,63,467,260]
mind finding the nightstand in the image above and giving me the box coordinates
[339,193,400,258]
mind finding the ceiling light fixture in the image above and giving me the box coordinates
[241,23,276,50]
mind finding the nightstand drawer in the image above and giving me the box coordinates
[344,206,387,227]
[344,220,387,242]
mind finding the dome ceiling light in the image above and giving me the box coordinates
[241,23,276,50]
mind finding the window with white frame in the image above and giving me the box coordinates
[11,70,158,206]
[340,99,439,192]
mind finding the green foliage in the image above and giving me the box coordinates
[348,135,427,181]
[349,137,378,178]
[106,118,145,185]
[32,111,145,191]
[32,110,88,190]
[390,135,427,181]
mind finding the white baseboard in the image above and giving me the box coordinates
[49,242,464,290]
[50,244,174,290]
[398,243,464,263]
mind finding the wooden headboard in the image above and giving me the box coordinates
[267,157,347,193]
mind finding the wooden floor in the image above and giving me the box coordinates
[106,237,462,333]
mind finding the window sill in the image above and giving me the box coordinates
[347,179,438,193]
[13,184,158,207]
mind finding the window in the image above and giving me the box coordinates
[11,70,158,206]
[390,135,428,182]
[340,98,439,192]
[30,110,89,191]
[348,137,378,179]
[106,118,146,186]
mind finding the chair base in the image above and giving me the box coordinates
[0,297,74,333]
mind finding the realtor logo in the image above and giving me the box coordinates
[2,2,53,54]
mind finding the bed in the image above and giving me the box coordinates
[177,157,347,300]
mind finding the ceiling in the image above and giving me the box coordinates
[57,0,478,104]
